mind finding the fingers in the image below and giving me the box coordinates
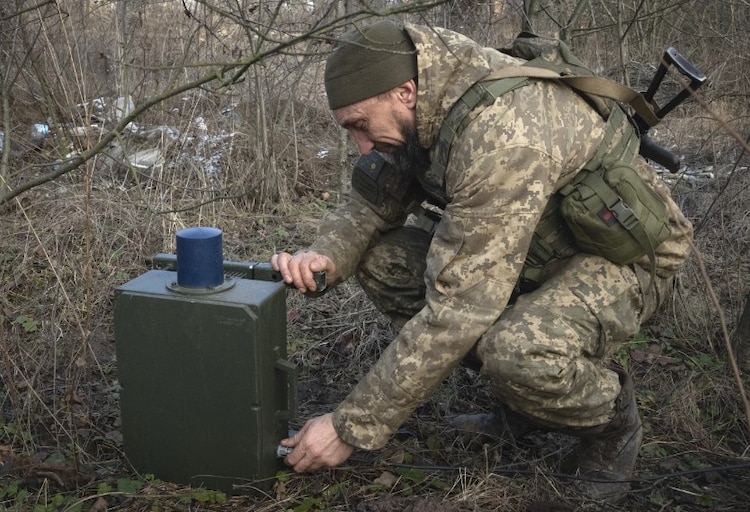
[278,432,298,449]
[272,251,335,293]
[287,448,320,473]
[281,429,306,467]
[287,446,330,473]
[283,421,319,472]
[281,414,353,473]
[270,252,289,273]
[271,251,299,287]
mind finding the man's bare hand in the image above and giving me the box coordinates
[271,250,336,294]
[279,413,353,472]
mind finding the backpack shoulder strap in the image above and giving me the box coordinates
[427,75,529,187]
[428,47,660,191]
[481,67,660,126]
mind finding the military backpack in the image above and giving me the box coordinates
[427,33,674,287]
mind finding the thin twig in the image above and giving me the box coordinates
[688,238,750,437]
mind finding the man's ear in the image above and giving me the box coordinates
[394,79,417,108]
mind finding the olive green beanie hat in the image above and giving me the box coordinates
[324,20,417,110]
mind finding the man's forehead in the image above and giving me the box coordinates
[333,101,370,126]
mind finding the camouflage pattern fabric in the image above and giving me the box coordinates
[308,24,693,450]
[354,224,671,429]
[355,226,431,330]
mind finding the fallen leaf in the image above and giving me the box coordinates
[373,470,398,488]
[90,497,109,511]
[382,450,405,465]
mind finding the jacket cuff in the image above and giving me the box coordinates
[332,402,394,451]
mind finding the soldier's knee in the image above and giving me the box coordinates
[482,350,581,399]
[357,227,430,286]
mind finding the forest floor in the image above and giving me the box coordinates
[1,141,750,512]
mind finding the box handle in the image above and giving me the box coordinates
[274,358,297,421]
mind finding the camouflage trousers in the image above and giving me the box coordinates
[355,225,672,429]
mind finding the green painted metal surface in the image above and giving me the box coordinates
[114,270,294,494]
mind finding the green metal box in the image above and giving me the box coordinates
[114,269,295,494]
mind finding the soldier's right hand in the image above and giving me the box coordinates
[271,250,336,294]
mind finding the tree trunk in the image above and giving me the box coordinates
[522,0,539,33]
[560,0,588,44]
[335,0,351,199]
[616,0,630,87]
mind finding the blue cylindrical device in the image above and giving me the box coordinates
[176,227,224,288]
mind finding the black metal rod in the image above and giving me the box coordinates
[150,253,326,292]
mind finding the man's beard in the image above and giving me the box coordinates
[391,119,431,180]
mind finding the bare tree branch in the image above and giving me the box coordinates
[0,0,55,23]
[0,0,449,206]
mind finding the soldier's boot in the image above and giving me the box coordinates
[448,405,535,444]
[574,368,643,503]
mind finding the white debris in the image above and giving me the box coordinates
[138,125,180,141]
[659,165,717,185]
[114,96,135,122]
[128,148,163,170]
[24,95,244,178]
[30,124,50,141]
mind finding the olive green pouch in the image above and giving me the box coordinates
[558,164,671,265]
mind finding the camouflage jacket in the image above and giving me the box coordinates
[308,24,694,450]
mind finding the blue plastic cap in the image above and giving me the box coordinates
[175,227,224,288]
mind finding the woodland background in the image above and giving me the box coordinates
[1,0,750,511]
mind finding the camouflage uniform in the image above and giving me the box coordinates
[308,24,693,450]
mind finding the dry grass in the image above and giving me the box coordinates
[2,133,750,511]
[2,2,750,511]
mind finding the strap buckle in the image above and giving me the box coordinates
[609,199,639,231]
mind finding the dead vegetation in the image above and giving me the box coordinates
[2,1,750,511]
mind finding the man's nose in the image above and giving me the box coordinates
[351,133,375,155]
